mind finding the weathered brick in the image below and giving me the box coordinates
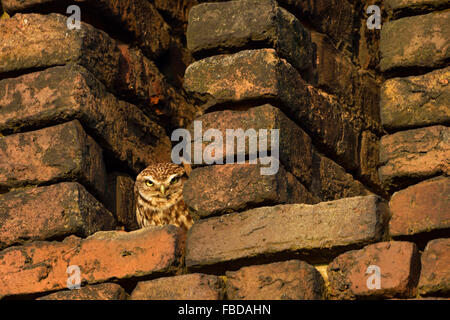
[184,49,282,109]
[379,125,450,190]
[1,0,54,11]
[311,31,382,133]
[131,273,224,300]
[310,152,373,202]
[186,195,387,270]
[355,71,382,132]
[380,11,450,72]
[418,238,450,296]
[116,44,198,129]
[279,0,354,52]
[37,283,128,300]
[0,11,172,110]
[359,130,383,189]
[389,177,450,238]
[0,120,105,196]
[0,64,172,173]
[0,13,120,89]
[0,9,182,123]
[187,105,372,202]
[226,260,325,300]
[197,0,355,51]
[1,0,171,59]
[183,162,318,219]
[328,241,421,299]
[385,0,450,18]
[86,0,171,59]
[310,31,355,107]
[381,67,450,131]
[116,44,167,111]
[104,173,138,231]
[187,104,314,187]
[0,9,188,127]
[356,1,382,70]
[0,182,116,250]
[184,49,362,171]
[187,0,312,71]
[0,226,183,298]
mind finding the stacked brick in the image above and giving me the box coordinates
[180,0,389,300]
[183,0,381,210]
[0,0,448,301]
[377,0,450,299]
[179,0,449,301]
[0,0,197,299]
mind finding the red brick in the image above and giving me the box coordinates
[310,152,373,201]
[381,67,450,131]
[418,238,450,297]
[131,273,224,300]
[310,31,355,107]
[328,241,421,299]
[355,71,382,132]
[0,65,172,173]
[186,195,387,270]
[187,105,372,202]
[0,182,116,250]
[116,44,198,129]
[0,120,105,196]
[183,163,318,219]
[380,11,450,71]
[2,0,50,13]
[359,130,383,190]
[116,44,167,111]
[184,49,363,171]
[389,177,450,238]
[37,283,128,300]
[198,0,355,50]
[311,32,382,134]
[188,104,314,187]
[0,226,183,298]
[0,13,120,90]
[0,12,175,117]
[226,260,325,300]
[2,0,53,11]
[187,0,312,71]
[1,0,171,59]
[379,125,450,190]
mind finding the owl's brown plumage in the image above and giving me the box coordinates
[134,162,193,230]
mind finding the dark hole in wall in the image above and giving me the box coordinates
[393,230,450,252]
[0,65,55,82]
[382,60,450,79]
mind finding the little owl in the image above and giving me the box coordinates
[134,162,193,230]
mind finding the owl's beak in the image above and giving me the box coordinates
[160,185,166,195]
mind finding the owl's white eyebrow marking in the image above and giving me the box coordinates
[142,176,154,181]
[165,173,180,183]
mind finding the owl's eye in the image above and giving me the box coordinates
[145,180,154,187]
[170,177,179,184]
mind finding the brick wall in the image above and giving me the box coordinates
[0,0,448,300]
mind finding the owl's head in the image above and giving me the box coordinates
[135,162,187,202]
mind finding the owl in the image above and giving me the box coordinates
[134,162,193,230]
